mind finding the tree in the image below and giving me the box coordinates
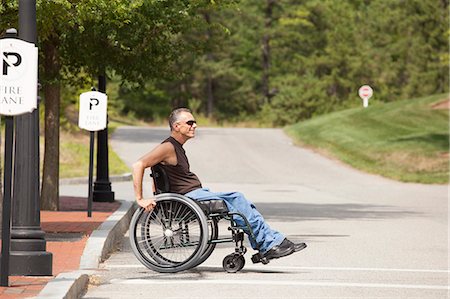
[6,0,447,139]
[2,0,234,210]
[109,0,450,125]
[263,0,449,125]
[0,131,2,218]
[115,2,248,121]
[261,0,277,104]
[203,10,215,117]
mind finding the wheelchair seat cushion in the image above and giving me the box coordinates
[195,199,229,215]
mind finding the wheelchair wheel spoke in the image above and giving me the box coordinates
[130,196,208,272]
[149,209,165,229]
[141,235,164,247]
[172,201,185,222]
[177,211,196,224]
[172,243,191,261]
[139,234,163,244]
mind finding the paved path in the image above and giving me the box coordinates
[84,126,449,298]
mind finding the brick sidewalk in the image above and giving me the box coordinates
[0,196,120,299]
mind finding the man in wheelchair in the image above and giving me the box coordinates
[132,108,306,268]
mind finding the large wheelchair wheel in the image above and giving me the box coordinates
[129,193,208,273]
[192,218,219,267]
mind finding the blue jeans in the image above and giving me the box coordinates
[184,188,285,253]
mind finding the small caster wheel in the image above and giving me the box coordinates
[236,255,245,271]
[223,254,245,273]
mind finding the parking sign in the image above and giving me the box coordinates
[0,38,38,116]
[78,91,108,131]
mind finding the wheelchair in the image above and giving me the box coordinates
[129,164,270,273]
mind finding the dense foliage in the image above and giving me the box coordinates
[117,0,449,125]
[0,0,234,210]
[1,0,447,125]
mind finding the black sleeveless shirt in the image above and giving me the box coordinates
[159,137,202,194]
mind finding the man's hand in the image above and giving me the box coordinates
[137,198,157,212]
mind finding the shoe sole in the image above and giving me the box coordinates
[265,247,295,260]
[267,243,307,260]
[294,243,307,252]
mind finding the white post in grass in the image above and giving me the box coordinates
[358,85,373,108]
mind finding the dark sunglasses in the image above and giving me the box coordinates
[185,120,197,126]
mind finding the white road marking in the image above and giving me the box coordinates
[104,264,450,274]
[203,264,450,273]
[104,264,145,268]
[109,278,450,290]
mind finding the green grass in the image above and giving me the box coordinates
[58,113,139,178]
[60,131,130,178]
[3,109,161,179]
[285,94,449,184]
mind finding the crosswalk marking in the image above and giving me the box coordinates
[104,263,450,274]
[109,278,450,290]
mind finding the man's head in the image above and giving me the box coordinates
[169,108,192,130]
[169,108,197,142]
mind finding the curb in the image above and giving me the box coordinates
[60,173,132,185]
[80,200,136,269]
[34,199,137,299]
[33,270,93,299]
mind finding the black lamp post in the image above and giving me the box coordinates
[93,74,115,202]
[10,0,52,276]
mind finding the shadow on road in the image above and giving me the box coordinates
[254,202,419,222]
[127,266,305,281]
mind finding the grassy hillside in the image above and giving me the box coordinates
[285,94,449,184]
[59,129,130,178]
[57,113,143,178]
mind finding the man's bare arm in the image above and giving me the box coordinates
[132,142,175,211]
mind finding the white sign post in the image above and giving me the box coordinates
[0,38,38,115]
[78,90,108,217]
[358,85,373,108]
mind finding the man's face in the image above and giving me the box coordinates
[175,112,197,138]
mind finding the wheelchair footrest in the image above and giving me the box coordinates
[251,252,269,265]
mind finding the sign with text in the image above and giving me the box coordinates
[0,38,38,116]
[78,91,107,131]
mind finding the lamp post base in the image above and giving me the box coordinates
[93,181,115,202]
[9,251,52,276]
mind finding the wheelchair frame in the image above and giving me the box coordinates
[129,164,268,273]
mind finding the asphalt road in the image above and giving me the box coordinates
[83,126,449,299]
